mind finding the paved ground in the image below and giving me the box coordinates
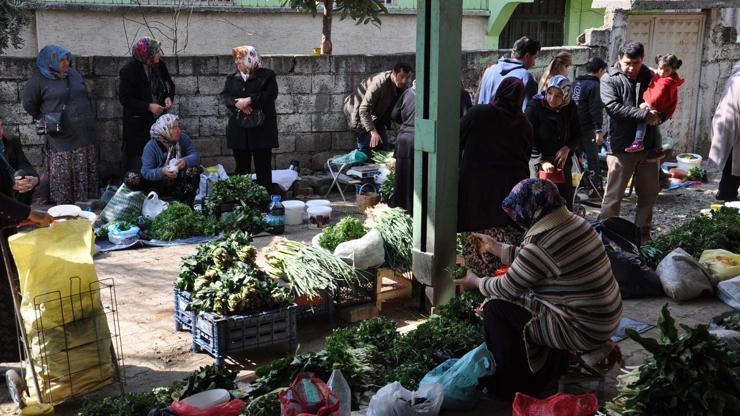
[0,171,735,415]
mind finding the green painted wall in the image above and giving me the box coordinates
[564,0,605,46]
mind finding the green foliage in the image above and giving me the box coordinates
[170,364,238,401]
[318,216,367,252]
[643,207,740,268]
[76,391,166,416]
[147,202,218,241]
[687,166,708,182]
[379,171,395,204]
[718,312,740,332]
[282,0,388,26]
[607,305,740,415]
[205,175,270,215]
[178,231,291,315]
[370,207,413,271]
[456,233,465,256]
[242,391,281,416]
[0,1,32,54]
[218,201,266,236]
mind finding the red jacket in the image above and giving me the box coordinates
[642,72,685,117]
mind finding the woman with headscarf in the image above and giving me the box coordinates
[221,46,279,190]
[456,178,622,400]
[526,75,581,209]
[458,77,533,277]
[119,37,175,172]
[125,113,201,205]
[22,45,97,204]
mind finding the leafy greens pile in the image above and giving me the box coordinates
[379,171,394,204]
[218,201,266,236]
[607,305,740,415]
[177,231,292,315]
[642,207,740,268]
[266,239,363,299]
[146,201,218,241]
[205,174,270,215]
[247,291,484,409]
[318,216,367,252]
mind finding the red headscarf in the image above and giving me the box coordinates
[490,77,525,121]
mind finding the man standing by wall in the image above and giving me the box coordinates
[477,36,540,109]
[343,62,412,159]
[599,41,663,243]
[572,57,608,192]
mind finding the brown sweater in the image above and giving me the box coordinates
[479,207,622,372]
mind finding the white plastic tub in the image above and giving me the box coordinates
[676,153,702,173]
[182,389,230,409]
[307,206,332,229]
[306,199,331,208]
[282,200,306,225]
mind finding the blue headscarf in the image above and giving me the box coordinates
[534,74,572,108]
[36,45,72,80]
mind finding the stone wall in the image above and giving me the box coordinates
[0,46,596,182]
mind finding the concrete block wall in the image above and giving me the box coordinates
[0,47,597,182]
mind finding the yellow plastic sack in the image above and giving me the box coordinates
[8,219,116,403]
[699,249,740,282]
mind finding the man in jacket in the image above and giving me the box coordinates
[477,36,540,109]
[572,57,608,191]
[598,41,663,243]
[344,62,412,158]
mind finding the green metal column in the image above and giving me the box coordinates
[412,0,462,307]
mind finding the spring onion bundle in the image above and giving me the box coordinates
[266,240,363,299]
[366,205,413,271]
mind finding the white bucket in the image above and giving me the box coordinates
[182,389,230,409]
[307,206,332,229]
[283,200,306,225]
[676,153,702,173]
[306,199,331,208]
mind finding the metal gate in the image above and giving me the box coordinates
[499,0,567,48]
[627,13,706,152]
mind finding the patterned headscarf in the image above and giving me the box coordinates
[132,37,161,66]
[490,77,525,119]
[541,75,572,109]
[232,46,261,71]
[149,113,181,162]
[36,45,72,80]
[502,178,565,229]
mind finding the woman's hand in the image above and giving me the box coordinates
[162,167,177,179]
[13,176,38,193]
[164,97,173,110]
[235,98,252,110]
[175,159,187,170]
[470,232,501,256]
[149,103,164,117]
[554,145,570,169]
[541,162,556,173]
[455,269,482,291]
[28,210,53,227]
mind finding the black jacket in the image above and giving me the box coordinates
[600,63,660,153]
[391,87,415,159]
[458,104,533,231]
[221,68,279,150]
[526,98,580,168]
[572,74,603,132]
[1,136,37,179]
[118,60,175,157]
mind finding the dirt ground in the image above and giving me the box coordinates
[0,170,736,416]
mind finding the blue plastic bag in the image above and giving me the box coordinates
[419,343,495,411]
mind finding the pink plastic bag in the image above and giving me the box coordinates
[171,398,245,416]
[512,392,598,416]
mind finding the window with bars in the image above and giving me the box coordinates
[499,0,566,49]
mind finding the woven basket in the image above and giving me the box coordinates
[356,183,380,214]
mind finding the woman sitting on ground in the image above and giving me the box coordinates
[125,113,201,205]
[456,178,622,400]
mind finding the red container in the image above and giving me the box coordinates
[539,169,565,184]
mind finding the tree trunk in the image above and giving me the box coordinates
[321,0,333,55]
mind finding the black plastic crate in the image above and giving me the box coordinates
[334,271,377,308]
[296,292,335,324]
[192,305,297,366]
[174,288,194,332]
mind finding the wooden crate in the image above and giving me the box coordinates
[375,268,413,312]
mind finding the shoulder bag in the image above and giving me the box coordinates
[36,77,71,136]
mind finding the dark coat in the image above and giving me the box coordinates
[572,74,603,132]
[1,136,37,178]
[391,87,416,214]
[221,68,279,150]
[118,60,175,158]
[526,98,580,167]
[458,104,533,232]
[600,63,660,153]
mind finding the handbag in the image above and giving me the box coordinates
[36,77,71,136]
[235,75,267,129]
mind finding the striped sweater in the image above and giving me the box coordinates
[479,206,622,372]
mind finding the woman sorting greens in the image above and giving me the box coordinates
[456,178,622,400]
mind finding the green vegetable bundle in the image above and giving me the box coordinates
[205,174,270,215]
[266,239,363,299]
[218,201,266,236]
[147,202,218,241]
[379,171,395,204]
[607,305,740,415]
[318,216,367,252]
[687,166,708,182]
[643,207,740,268]
[366,205,413,271]
[178,231,292,315]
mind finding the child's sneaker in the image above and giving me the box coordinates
[625,141,644,153]
[647,147,664,159]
